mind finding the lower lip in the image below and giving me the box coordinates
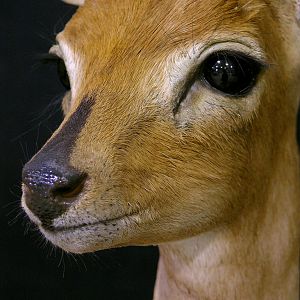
[44,213,137,233]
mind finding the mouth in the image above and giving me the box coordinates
[43,211,139,233]
[38,211,141,253]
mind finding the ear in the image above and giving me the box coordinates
[63,0,85,6]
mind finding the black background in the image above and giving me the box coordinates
[0,1,158,299]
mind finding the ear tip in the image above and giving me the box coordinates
[63,0,85,6]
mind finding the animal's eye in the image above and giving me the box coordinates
[57,59,70,90]
[40,53,70,90]
[201,52,262,96]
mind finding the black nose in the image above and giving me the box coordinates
[22,161,86,229]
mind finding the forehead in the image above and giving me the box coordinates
[59,0,269,55]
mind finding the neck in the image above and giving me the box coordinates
[154,136,300,300]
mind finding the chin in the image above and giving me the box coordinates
[39,214,140,253]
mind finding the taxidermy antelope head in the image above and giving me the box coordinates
[22,0,300,299]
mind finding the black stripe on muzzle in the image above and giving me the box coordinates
[22,97,95,229]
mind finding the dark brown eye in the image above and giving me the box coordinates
[57,59,70,90]
[201,52,262,96]
[40,53,71,90]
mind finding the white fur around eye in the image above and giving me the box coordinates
[56,40,83,100]
[297,0,300,23]
[49,45,62,58]
[63,0,85,6]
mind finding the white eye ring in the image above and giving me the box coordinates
[297,0,300,23]
[49,45,63,59]
[63,0,85,6]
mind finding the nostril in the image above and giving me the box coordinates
[23,167,67,195]
[22,164,87,227]
[53,175,86,199]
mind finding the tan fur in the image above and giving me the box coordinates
[23,0,300,299]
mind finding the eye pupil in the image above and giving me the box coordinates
[57,59,70,90]
[203,53,261,96]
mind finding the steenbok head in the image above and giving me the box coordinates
[22,0,300,258]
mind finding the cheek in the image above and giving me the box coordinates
[121,123,249,218]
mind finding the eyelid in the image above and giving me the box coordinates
[199,50,268,71]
